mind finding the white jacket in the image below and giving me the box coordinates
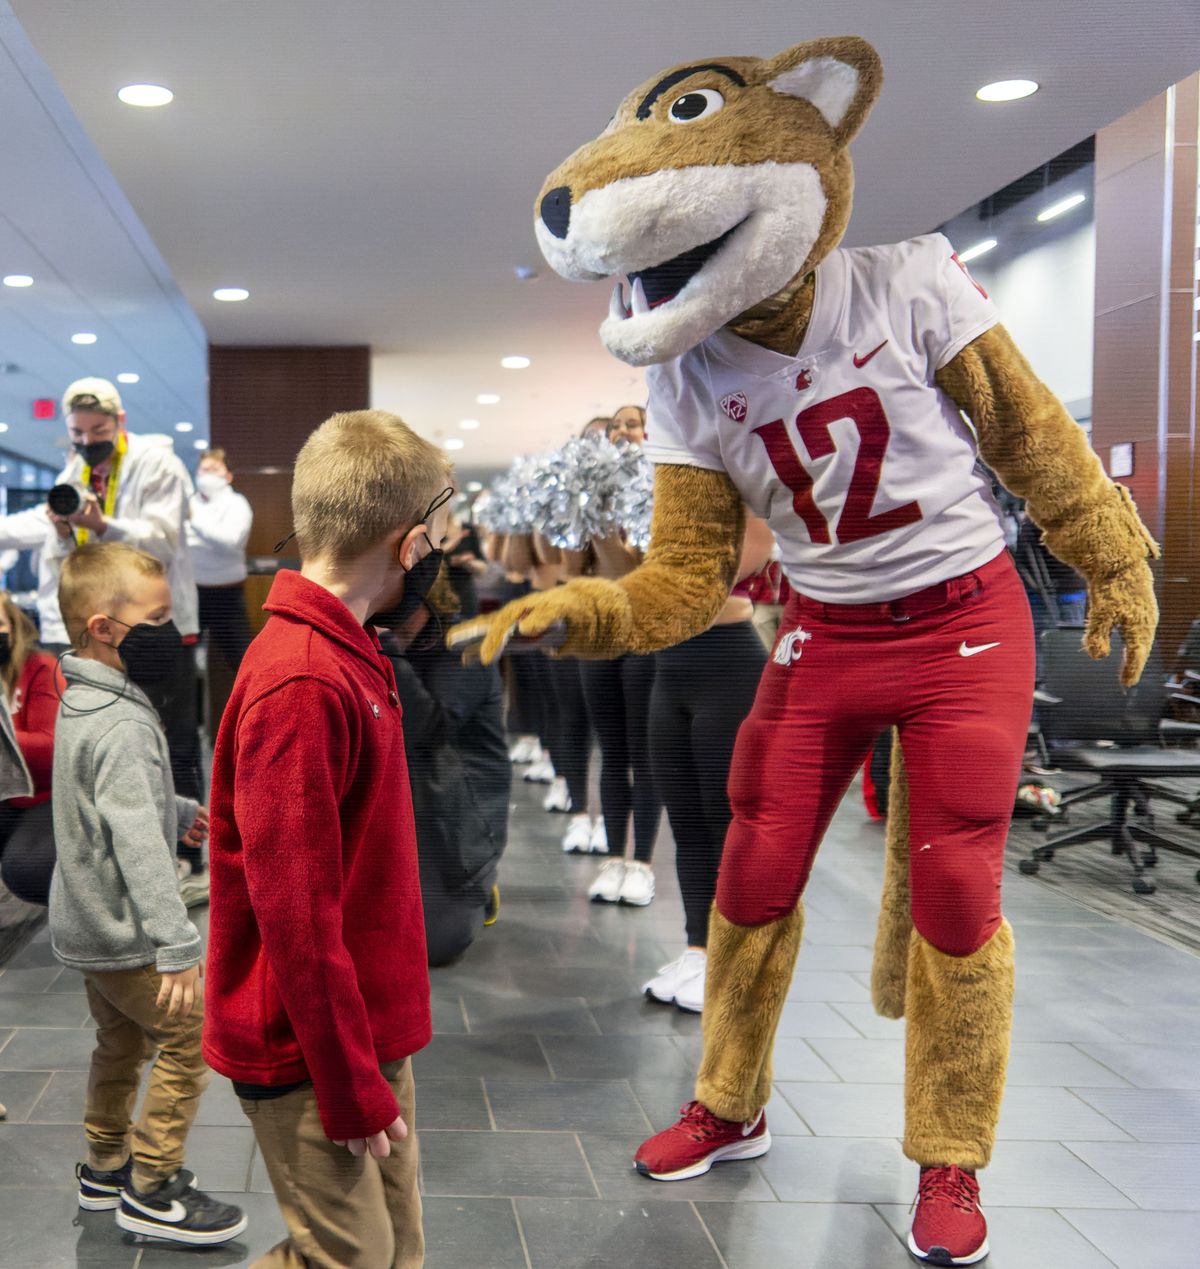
[0,432,199,643]
[186,485,252,585]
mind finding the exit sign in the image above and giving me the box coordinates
[32,398,55,420]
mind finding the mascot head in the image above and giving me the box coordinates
[534,36,882,366]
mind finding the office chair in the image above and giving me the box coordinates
[1018,629,1200,894]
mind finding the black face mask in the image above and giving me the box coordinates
[75,439,116,467]
[114,620,183,690]
[0,632,10,668]
[370,539,444,631]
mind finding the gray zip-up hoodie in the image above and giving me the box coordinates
[49,653,201,973]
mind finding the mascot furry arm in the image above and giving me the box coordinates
[453,37,1158,1023]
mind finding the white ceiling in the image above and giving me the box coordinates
[0,2,208,471]
[7,0,1200,469]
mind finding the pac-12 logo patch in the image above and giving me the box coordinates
[719,391,748,423]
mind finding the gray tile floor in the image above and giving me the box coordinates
[1,772,1199,1267]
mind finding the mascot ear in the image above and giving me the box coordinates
[756,36,883,146]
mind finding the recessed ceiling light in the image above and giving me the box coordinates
[500,355,530,370]
[958,239,998,264]
[976,79,1039,103]
[213,287,249,302]
[2,275,33,288]
[1036,192,1087,222]
[0,423,8,434]
[116,372,140,384]
[118,84,174,108]
[467,481,483,492]
[175,421,194,432]
[0,465,7,475]
[459,419,480,430]
[444,437,466,451]
[71,332,98,345]
[513,265,539,281]
[476,393,500,405]
[193,439,209,451]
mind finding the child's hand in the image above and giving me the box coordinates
[157,963,202,1019]
[182,807,210,849]
[333,1114,408,1159]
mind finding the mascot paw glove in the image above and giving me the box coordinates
[1083,560,1158,687]
[449,578,628,665]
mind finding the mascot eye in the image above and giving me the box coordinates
[668,88,724,123]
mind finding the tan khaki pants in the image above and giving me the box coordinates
[240,1059,423,1269]
[83,964,210,1191]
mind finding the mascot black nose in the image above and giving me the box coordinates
[540,186,572,239]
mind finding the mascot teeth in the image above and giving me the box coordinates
[630,277,650,316]
[609,281,630,320]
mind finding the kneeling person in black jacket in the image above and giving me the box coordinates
[379,576,510,966]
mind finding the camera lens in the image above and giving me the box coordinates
[48,484,82,517]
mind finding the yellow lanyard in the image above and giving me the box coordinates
[77,430,128,546]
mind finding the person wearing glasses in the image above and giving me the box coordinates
[203,411,451,1269]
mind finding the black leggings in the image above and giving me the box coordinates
[649,621,766,947]
[506,651,546,741]
[198,584,253,674]
[581,655,661,862]
[547,658,591,809]
[0,800,56,907]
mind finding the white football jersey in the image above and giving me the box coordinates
[643,233,1009,603]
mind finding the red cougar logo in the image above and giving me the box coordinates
[795,369,813,391]
[720,391,749,423]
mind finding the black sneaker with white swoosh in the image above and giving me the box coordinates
[116,1170,247,1245]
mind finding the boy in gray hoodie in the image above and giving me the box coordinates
[52,542,245,1246]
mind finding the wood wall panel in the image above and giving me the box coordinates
[1092,75,1199,660]
[204,345,371,721]
[208,345,370,469]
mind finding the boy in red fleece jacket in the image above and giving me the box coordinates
[203,410,452,1269]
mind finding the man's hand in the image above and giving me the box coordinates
[1083,561,1159,687]
[48,513,74,541]
[157,963,202,1019]
[332,1114,408,1159]
[182,806,210,849]
[67,493,107,536]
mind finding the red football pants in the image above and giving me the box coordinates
[716,551,1034,956]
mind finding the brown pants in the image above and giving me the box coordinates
[83,964,210,1192]
[240,1060,423,1269]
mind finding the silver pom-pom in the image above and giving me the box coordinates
[481,436,654,549]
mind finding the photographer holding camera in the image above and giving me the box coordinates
[0,378,207,903]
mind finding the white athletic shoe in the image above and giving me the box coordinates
[643,949,707,1008]
[522,758,555,785]
[562,814,593,853]
[588,858,626,903]
[673,957,706,1014]
[589,818,608,854]
[543,776,572,813]
[509,736,539,764]
[618,861,655,907]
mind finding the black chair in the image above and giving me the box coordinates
[1018,629,1200,894]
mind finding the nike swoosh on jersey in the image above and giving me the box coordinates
[959,641,1001,657]
[853,339,889,368]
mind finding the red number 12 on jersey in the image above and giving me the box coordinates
[751,387,923,546]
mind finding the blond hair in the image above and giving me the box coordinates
[292,410,448,562]
[58,543,165,649]
[200,447,228,467]
[0,592,41,700]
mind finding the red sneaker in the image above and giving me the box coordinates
[634,1101,770,1181]
[908,1165,989,1265]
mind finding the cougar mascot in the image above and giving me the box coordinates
[455,36,1157,1265]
